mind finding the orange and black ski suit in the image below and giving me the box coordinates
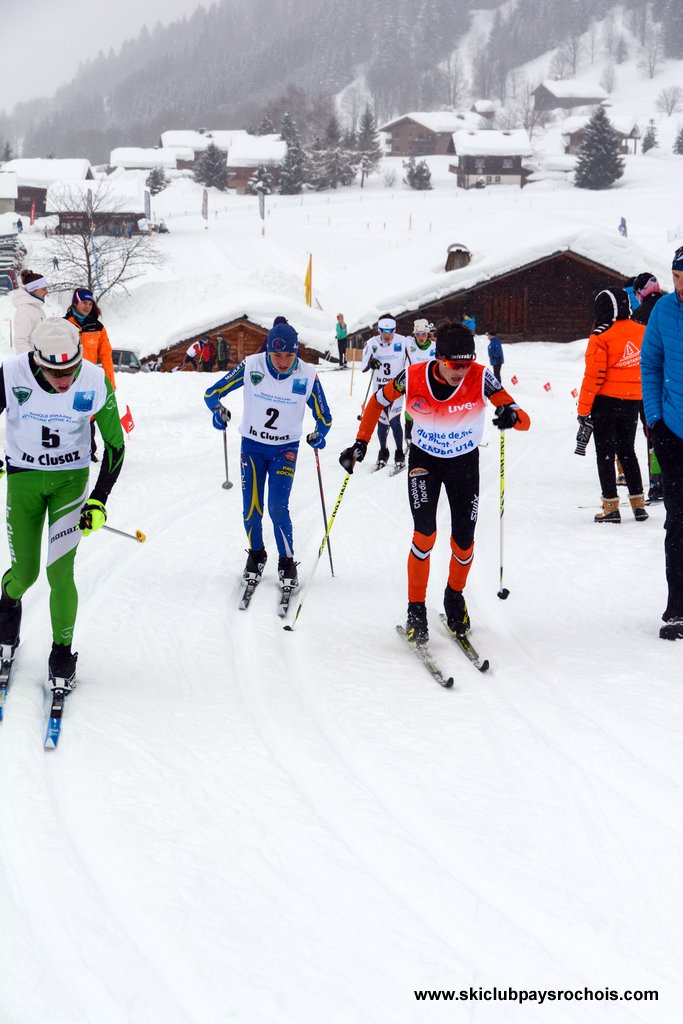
[357,360,530,601]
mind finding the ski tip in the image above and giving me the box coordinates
[445,677,454,688]
[283,624,294,632]
[497,588,510,600]
[479,660,490,673]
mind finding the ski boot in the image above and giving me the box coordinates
[647,476,664,504]
[0,587,21,662]
[48,643,78,690]
[444,585,470,636]
[629,493,649,522]
[660,617,683,641]
[394,449,406,471]
[278,556,299,591]
[375,447,390,470]
[243,547,268,582]
[406,601,428,645]
[594,497,621,523]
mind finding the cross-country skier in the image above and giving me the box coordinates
[204,321,332,591]
[361,314,408,470]
[404,318,436,445]
[0,318,125,686]
[340,321,530,644]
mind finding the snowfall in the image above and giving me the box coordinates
[2,111,683,1023]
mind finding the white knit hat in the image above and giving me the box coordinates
[32,318,82,370]
[413,318,430,333]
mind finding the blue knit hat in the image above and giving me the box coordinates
[74,288,94,303]
[267,322,299,354]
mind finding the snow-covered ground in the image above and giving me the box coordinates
[1,151,683,1023]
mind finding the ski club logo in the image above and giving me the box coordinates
[12,386,32,406]
[291,378,307,395]
[250,372,264,386]
[72,390,95,412]
[284,449,297,462]
[408,467,429,478]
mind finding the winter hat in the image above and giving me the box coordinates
[24,276,49,293]
[594,288,630,325]
[32,318,82,370]
[272,315,288,327]
[266,322,299,354]
[74,288,94,303]
[633,273,659,298]
[672,247,683,271]
[377,316,396,332]
[435,322,476,361]
[413,318,430,333]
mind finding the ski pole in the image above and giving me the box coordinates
[357,368,376,421]
[497,432,509,599]
[222,428,233,490]
[284,473,351,632]
[314,447,334,577]
[103,525,147,543]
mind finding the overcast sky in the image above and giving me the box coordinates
[1,0,205,115]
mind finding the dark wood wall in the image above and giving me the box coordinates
[348,254,627,346]
[151,318,321,371]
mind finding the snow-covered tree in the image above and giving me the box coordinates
[193,143,229,191]
[356,105,382,188]
[247,164,275,195]
[641,119,659,153]
[674,127,683,155]
[253,115,276,136]
[574,107,625,190]
[402,156,433,191]
[145,166,169,196]
[657,86,683,117]
[278,141,305,194]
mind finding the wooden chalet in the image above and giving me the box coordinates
[450,129,532,189]
[3,158,94,218]
[347,250,630,346]
[561,116,640,156]
[150,317,322,371]
[533,81,608,112]
[379,112,479,157]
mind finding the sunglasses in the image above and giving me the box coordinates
[414,331,429,338]
[378,329,395,335]
[437,358,472,369]
[42,363,79,378]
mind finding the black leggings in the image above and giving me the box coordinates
[592,395,643,499]
[408,446,479,549]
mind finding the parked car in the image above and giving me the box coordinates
[0,273,15,294]
[111,348,150,373]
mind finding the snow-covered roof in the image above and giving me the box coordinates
[471,100,496,114]
[46,179,146,214]
[0,172,18,200]
[110,148,188,170]
[159,130,248,153]
[560,115,638,138]
[453,129,533,157]
[226,135,287,168]
[2,158,93,187]
[537,80,608,101]
[381,111,480,134]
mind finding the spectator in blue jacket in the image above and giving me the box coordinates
[462,310,476,333]
[640,246,683,640]
[487,330,504,383]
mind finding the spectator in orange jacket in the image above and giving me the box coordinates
[65,288,116,463]
[577,288,648,523]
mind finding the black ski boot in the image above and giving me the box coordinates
[406,601,428,644]
[647,476,664,504]
[660,617,683,641]
[444,585,470,636]
[394,449,405,470]
[375,447,390,470]
[243,547,267,581]
[278,556,299,590]
[48,643,78,689]
[0,585,21,658]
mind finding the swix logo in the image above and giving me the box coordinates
[448,401,474,413]
[471,495,479,522]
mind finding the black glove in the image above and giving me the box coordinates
[574,414,594,456]
[339,440,368,473]
[492,405,518,430]
[369,357,382,371]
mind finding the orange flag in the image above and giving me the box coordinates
[120,405,135,433]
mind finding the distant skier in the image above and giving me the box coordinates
[361,315,408,470]
[204,321,332,592]
[340,321,530,644]
[618,217,628,237]
[403,318,436,444]
[0,318,125,688]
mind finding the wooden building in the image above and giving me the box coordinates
[533,81,608,112]
[225,135,287,194]
[379,112,480,157]
[151,317,322,371]
[450,129,533,189]
[3,158,94,218]
[560,115,640,155]
[347,250,629,346]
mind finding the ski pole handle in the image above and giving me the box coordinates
[103,525,147,543]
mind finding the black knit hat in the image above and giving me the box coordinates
[435,321,476,361]
[594,288,630,325]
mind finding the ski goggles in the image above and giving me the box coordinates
[378,328,395,336]
[414,331,429,338]
[436,357,473,369]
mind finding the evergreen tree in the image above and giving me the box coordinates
[574,106,625,190]
[2,141,14,162]
[247,163,275,194]
[280,112,301,147]
[307,147,358,190]
[402,156,433,190]
[193,142,229,190]
[254,115,276,136]
[673,128,683,155]
[356,104,382,187]
[278,140,305,194]
[641,119,659,153]
[146,166,169,195]
[325,115,341,146]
